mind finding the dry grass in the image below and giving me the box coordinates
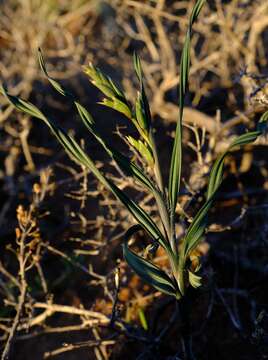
[0,1,268,359]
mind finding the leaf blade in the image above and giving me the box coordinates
[123,226,179,298]
[38,50,160,197]
[168,0,206,217]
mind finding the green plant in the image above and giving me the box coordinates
[1,0,267,301]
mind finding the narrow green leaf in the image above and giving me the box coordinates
[138,308,149,331]
[188,270,202,288]
[1,87,170,252]
[258,110,268,132]
[38,48,73,98]
[0,84,45,121]
[135,91,149,132]
[190,0,206,24]
[168,0,206,217]
[133,53,151,133]
[84,63,126,100]
[127,136,154,166]
[38,49,158,195]
[84,62,133,121]
[123,236,178,298]
[100,97,132,119]
[133,52,142,82]
[182,194,214,257]
[183,124,267,260]
[207,130,261,199]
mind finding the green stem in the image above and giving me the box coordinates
[149,129,174,245]
[178,251,186,296]
[169,210,177,256]
[149,130,164,194]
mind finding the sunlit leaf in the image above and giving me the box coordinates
[133,53,151,135]
[84,62,132,119]
[188,270,202,288]
[38,49,156,192]
[138,308,149,331]
[1,86,171,252]
[100,98,132,119]
[127,136,154,166]
[135,91,149,133]
[168,0,206,217]
[84,63,126,100]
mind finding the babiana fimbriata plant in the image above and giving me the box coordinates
[1,0,267,301]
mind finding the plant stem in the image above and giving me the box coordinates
[149,130,164,195]
[178,254,186,296]
[149,130,175,243]
[154,191,171,240]
[169,211,177,255]
[1,230,27,360]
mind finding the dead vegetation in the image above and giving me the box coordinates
[0,1,268,359]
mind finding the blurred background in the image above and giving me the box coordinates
[0,1,268,359]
